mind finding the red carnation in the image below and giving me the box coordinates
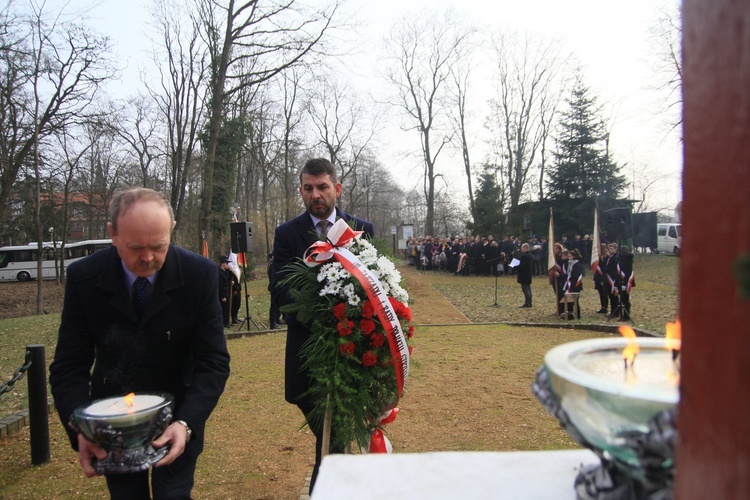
[361,351,378,367]
[370,332,385,348]
[402,306,412,321]
[339,341,355,357]
[333,302,347,320]
[388,297,411,320]
[408,345,414,355]
[407,325,415,338]
[337,319,354,336]
[360,318,376,335]
[361,300,375,318]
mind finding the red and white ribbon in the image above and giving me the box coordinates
[369,408,399,453]
[304,219,410,397]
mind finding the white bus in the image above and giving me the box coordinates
[0,239,111,282]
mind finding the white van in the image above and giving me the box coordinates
[657,223,682,255]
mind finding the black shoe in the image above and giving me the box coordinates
[518,304,530,308]
[596,309,607,314]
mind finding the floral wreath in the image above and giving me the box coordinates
[280,219,414,452]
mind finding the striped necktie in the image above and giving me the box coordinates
[317,220,332,238]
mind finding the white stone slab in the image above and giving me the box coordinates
[312,449,598,499]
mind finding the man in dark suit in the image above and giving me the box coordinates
[271,158,374,492]
[49,188,230,499]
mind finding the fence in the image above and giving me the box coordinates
[0,345,50,465]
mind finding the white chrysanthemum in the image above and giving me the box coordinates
[356,243,379,267]
[319,281,343,297]
[341,283,361,306]
[390,283,409,304]
[317,261,351,284]
[376,256,397,276]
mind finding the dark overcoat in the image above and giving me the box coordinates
[49,245,230,460]
[271,208,374,405]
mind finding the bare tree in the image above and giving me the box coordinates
[47,124,95,282]
[383,8,472,236]
[243,90,286,255]
[0,2,113,231]
[486,31,566,232]
[305,77,382,212]
[196,0,341,249]
[147,0,208,240]
[111,95,161,188]
[275,68,306,221]
[649,3,682,135]
[446,28,477,218]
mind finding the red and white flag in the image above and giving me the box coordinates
[591,207,601,274]
[547,207,555,272]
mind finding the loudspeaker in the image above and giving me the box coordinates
[604,208,632,241]
[230,222,253,253]
[632,212,658,249]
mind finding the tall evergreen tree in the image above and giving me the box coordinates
[468,166,504,236]
[547,73,626,202]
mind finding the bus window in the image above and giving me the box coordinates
[668,226,677,239]
[0,252,9,268]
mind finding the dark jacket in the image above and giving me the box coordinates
[271,208,375,405]
[49,245,231,459]
[604,253,620,294]
[566,259,585,293]
[617,253,636,292]
[516,251,534,285]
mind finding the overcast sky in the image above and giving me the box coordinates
[72,0,682,215]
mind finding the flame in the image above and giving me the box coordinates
[124,392,135,407]
[619,325,640,368]
[665,319,682,353]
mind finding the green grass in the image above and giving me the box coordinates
[0,255,679,498]
[433,253,678,334]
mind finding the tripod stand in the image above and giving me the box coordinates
[606,290,633,323]
[235,250,263,332]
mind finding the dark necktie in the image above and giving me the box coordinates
[132,277,150,319]
[317,220,332,238]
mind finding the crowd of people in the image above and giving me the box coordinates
[405,232,597,277]
[406,232,634,321]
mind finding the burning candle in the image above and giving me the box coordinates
[83,393,167,427]
[571,347,677,387]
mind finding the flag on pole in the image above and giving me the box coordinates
[591,206,601,274]
[547,207,555,272]
[227,252,242,281]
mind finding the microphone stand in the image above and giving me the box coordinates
[487,256,502,307]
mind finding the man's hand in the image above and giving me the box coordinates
[152,422,189,467]
[77,434,108,477]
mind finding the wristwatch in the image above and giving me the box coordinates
[176,420,192,441]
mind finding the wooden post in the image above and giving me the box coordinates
[321,395,332,458]
[678,1,750,497]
